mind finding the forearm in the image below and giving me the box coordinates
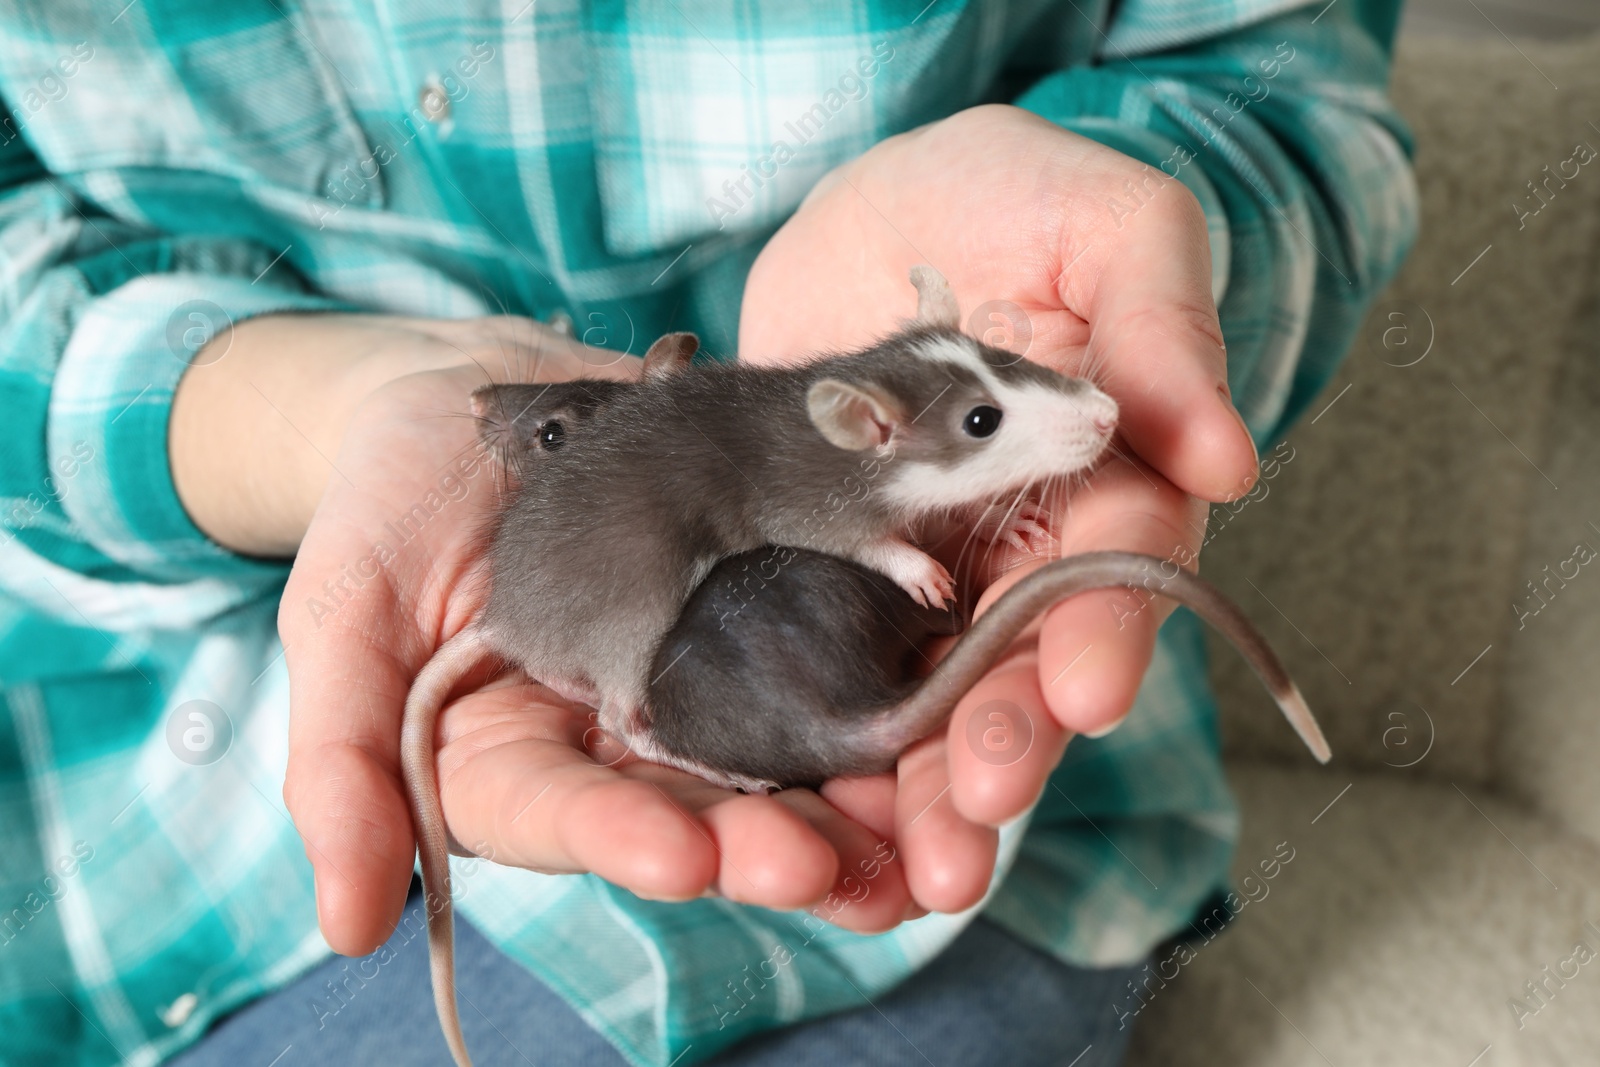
[169,314,475,558]
[170,312,644,558]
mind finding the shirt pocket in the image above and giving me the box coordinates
[0,7,378,207]
[583,1,960,258]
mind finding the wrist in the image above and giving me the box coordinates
[169,313,473,557]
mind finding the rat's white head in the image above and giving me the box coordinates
[804,264,1117,516]
[806,325,1118,517]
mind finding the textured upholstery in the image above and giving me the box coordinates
[1128,32,1600,1066]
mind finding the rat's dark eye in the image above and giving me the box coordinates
[538,420,567,450]
[962,405,1003,439]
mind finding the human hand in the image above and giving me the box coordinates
[738,104,1258,914]
[174,313,915,955]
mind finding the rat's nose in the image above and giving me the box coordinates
[1085,391,1119,437]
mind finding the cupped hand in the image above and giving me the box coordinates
[268,316,912,957]
[738,104,1256,914]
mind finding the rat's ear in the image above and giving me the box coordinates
[910,265,959,329]
[807,379,900,450]
[643,332,699,378]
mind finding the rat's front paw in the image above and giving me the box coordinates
[850,536,956,607]
[991,501,1053,554]
[908,556,953,604]
[892,552,956,608]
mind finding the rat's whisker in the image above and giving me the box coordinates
[953,493,1007,588]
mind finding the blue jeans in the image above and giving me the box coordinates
[172,883,1146,1067]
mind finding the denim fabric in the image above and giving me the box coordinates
[171,884,1146,1067]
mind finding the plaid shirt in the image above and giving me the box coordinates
[0,1,1416,1064]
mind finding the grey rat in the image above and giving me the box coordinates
[401,268,1329,1066]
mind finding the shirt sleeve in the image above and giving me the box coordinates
[0,104,351,631]
[1011,0,1419,445]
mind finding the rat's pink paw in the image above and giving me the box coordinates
[993,501,1053,554]
[970,500,1053,554]
[849,536,955,607]
[896,554,956,608]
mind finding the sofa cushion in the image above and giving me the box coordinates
[1126,763,1600,1066]
[1201,33,1600,783]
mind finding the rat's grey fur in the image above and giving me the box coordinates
[650,547,1330,790]
[647,546,966,784]
[473,321,1105,749]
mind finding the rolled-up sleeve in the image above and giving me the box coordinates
[1012,0,1419,444]
[0,122,348,630]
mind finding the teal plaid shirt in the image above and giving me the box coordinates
[0,1,1417,1064]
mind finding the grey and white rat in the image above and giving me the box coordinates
[400,268,1330,1066]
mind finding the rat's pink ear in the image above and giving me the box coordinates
[469,384,501,423]
[910,265,959,329]
[807,379,899,450]
[643,332,699,378]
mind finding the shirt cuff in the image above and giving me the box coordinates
[1014,71,1233,309]
[48,273,350,585]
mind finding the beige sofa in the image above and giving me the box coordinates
[1125,32,1600,1067]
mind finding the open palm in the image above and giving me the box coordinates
[280,318,912,957]
[737,104,1259,912]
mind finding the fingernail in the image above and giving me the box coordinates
[1216,385,1254,463]
[1218,383,1258,494]
[1083,712,1128,739]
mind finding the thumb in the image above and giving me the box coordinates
[1074,187,1258,504]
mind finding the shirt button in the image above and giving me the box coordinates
[418,80,451,123]
[547,309,574,336]
[160,992,199,1027]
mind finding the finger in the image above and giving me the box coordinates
[1066,181,1258,504]
[438,685,873,913]
[1039,458,1209,736]
[894,733,1000,913]
[818,771,898,841]
[400,314,643,382]
[677,786,843,910]
[817,773,929,921]
[769,788,912,932]
[435,688,722,902]
[282,614,420,956]
[943,647,1071,831]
